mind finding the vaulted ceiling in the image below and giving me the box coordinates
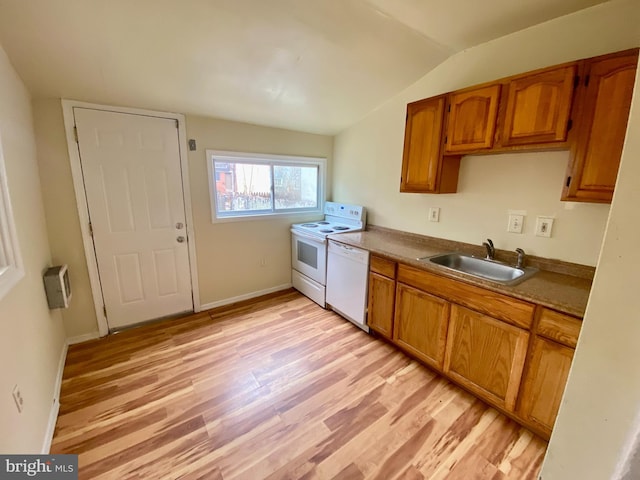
[0,0,609,134]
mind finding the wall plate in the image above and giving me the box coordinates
[536,216,554,237]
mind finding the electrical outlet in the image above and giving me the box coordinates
[12,385,23,413]
[428,207,440,222]
[507,214,524,233]
[536,216,554,237]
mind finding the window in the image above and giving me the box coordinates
[206,150,325,220]
[0,134,24,300]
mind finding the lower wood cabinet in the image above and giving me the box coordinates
[393,283,450,369]
[365,260,582,439]
[518,336,575,436]
[443,305,529,412]
[367,271,395,339]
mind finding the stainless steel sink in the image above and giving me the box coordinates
[419,252,537,285]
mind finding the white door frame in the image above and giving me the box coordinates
[61,100,201,337]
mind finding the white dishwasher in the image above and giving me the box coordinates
[326,240,370,332]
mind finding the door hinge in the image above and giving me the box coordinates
[448,104,451,113]
[175,119,179,129]
[567,119,573,132]
[103,305,107,319]
[573,75,580,89]
[88,221,93,237]
[584,75,590,87]
[444,135,448,144]
[73,126,79,143]
[566,176,572,188]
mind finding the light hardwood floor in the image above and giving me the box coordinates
[51,290,546,479]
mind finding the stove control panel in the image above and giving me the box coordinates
[324,202,367,222]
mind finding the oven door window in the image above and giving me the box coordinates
[297,241,318,269]
[291,232,326,285]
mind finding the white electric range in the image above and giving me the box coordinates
[290,202,366,307]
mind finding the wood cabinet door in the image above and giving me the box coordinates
[518,337,575,435]
[445,84,501,153]
[400,96,446,193]
[367,272,396,339]
[501,64,577,146]
[394,283,450,369]
[444,305,529,411]
[563,49,639,203]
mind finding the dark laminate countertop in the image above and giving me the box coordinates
[329,226,594,318]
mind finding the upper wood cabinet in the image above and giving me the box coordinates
[444,304,529,412]
[444,84,501,153]
[562,49,639,203]
[500,64,577,146]
[400,48,638,202]
[400,95,460,193]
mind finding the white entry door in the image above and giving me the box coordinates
[74,108,193,329]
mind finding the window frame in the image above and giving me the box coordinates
[0,134,24,301]
[206,150,326,222]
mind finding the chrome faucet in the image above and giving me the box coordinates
[482,239,495,260]
[515,248,526,269]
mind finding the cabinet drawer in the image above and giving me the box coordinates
[537,308,582,348]
[370,255,396,279]
[397,264,535,328]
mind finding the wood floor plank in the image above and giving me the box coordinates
[51,290,546,479]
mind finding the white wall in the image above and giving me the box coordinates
[0,45,66,452]
[185,114,333,306]
[541,57,640,480]
[32,104,333,336]
[333,0,639,266]
[33,99,97,340]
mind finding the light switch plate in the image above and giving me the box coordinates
[507,214,524,233]
[536,216,554,237]
[429,207,440,222]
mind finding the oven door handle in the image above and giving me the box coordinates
[291,228,327,245]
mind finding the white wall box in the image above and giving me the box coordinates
[43,264,71,309]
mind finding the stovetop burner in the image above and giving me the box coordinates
[291,201,366,239]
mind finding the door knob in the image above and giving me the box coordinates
[177,236,185,243]
[176,222,184,229]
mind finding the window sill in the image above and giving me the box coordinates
[211,209,324,224]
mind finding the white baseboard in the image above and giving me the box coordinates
[41,340,68,454]
[200,283,292,311]
[67,332,100,345]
